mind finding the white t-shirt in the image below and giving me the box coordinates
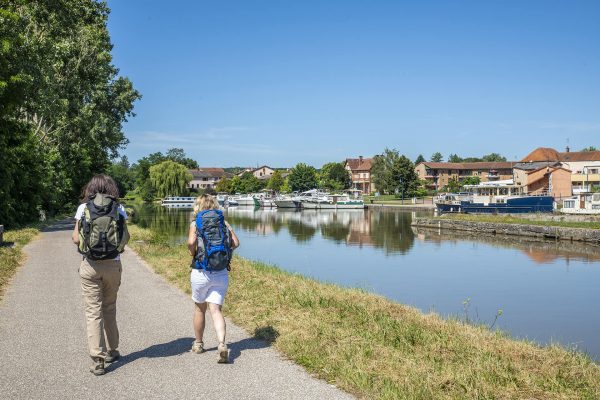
[75,203,128,260]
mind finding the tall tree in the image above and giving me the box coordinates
[319,162,351,191]
[415,154,426,164]
[481,153,507,162]
[430,152,444,162]
[0,0,140,225]
[448,154,463,163]
[372,148,419,195]
[267,170,284,192]
[288,163,318,192]
[149,161,192,198]
[165,148,198,169]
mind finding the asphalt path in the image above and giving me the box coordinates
[0,220,352,400]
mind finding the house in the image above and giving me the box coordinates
[188,168,228,190]
[344,156,375,194]
[522,147,600,194]
[238,166,275,180]
[415,162,515,191]
[513,162,572,198]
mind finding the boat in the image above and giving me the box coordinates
[274,189,322,208]
[253,197,276,208]
[302,193,365,210]
[161,196,195,208]
[216,194,239,207]
[435,180,554,214]
[560,192,600,215]
[231,194,255,206]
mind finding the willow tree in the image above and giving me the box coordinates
[149,161,192,198]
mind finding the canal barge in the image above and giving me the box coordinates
[161,196,195,208]
[435,181,554,214]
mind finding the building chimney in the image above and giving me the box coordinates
[566,146,570,153]
[359,155,363,163]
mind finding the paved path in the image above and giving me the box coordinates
[0,221,352,400]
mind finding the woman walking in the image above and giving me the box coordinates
[188,194,239,363]
[72,174,129,375]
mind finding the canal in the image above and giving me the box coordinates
[132,204,600,359]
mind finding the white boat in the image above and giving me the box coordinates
[301,193,364,209]
[161,196,195,208]
[561,192,600,215]
[232,194,255,206]
[216,194,239,207]
[275,189,322,208]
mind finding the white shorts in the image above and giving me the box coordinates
[190,269,229,305]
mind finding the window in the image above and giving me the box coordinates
[563,200,575,208]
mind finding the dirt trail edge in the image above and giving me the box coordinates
[0,220,352,400]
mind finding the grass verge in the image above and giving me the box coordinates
[0,228,40,300]
[128,224,600,399]
[438,213,600,230]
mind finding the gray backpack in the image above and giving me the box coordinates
[78,194,129,260]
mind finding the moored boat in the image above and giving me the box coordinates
[161,196,195,208]
[435,180,554,214]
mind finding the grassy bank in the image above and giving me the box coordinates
[128,224,600,399]
[0,228,40,300]
[438,213,600,230]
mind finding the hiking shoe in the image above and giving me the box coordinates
[89,358,105,376]
[191,341,204,354]
[105,350,120,363]
[217,343,229,363]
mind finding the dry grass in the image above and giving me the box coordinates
[128,224,600,400]
[0,228,39,300]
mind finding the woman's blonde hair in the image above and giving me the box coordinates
[193,194,220,213]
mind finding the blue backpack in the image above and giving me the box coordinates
[194,209,232,271]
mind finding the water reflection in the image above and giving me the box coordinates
[413,227,600,265]
[224,208,418,254]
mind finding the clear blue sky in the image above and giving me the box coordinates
[107,0,600,167]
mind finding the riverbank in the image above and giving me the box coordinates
[127,224,600,399]
[412,214,600,245]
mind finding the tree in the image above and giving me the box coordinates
[415,154,426,164]
[319,162,351,191]
[215,177,233,194]
[481,153,507,162]
[444,178,462,193]
[238,172,264,193]
[0,1,140,225]
[461,176,481,186]
[288,163,318,192]
[108,156,135,197]
[149,161,192,198]
[581,146,598,152]
[267,170,284,192]
[371,148,419,195]
[430,152,444,162]
[448,154,463,163]
[280,178,292,194]
[165,148,198,169]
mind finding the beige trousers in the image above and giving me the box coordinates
[79,258,122,360]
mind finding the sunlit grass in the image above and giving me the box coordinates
[128,224,600,399]
[0,228,39,299]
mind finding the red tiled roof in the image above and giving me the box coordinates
[558,151,600,162]
[345,158,373,171]
[189,168,226,179]
[521,147,600,162]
